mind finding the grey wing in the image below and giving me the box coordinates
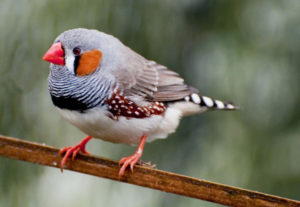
[122,60,197,102]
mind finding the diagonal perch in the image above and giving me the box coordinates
[0,134,299,207]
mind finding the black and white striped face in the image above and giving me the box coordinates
[64,46,81,75]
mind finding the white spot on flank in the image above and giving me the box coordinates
[191,93,201,104]
[135,111,140,116]
[202,96,214,107]
[111,100,116,104]
[215,100,225,109]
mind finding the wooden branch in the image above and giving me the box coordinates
[0,135,299,207]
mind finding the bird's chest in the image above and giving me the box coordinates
[57,107,164,145]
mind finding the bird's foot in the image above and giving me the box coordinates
[118,134,147,178]
[118,152,142,177]
[59,135,92,172]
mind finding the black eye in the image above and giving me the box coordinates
[72,47,81,55]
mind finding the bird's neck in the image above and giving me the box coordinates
[48,67,112,112]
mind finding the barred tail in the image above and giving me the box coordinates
[185,93,239,110]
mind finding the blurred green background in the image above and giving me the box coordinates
[0,0,300,206]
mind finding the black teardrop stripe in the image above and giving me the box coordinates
[51,95,90,113]
[73,55,80,74]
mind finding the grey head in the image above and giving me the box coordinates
[53,28,129,77]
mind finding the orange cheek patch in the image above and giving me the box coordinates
[76,50,102,76]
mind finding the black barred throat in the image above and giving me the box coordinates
[106,91,166,119]
[185,93,238,110]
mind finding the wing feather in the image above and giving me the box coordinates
[116,57,195,102]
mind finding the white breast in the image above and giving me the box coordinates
[57,103,189,145]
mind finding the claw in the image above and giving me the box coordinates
[72,148,80,160]
[59,136,92,171]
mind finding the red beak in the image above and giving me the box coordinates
[43,42,65,65]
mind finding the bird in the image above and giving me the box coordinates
[43,28,238,178]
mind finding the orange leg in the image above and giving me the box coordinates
[59,135,92,172]
[118,134,147,178]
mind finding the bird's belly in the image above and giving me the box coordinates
[57,107,182,145]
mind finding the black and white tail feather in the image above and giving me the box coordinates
[185,93,238,110]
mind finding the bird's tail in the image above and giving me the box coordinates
[185,93,239,110]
